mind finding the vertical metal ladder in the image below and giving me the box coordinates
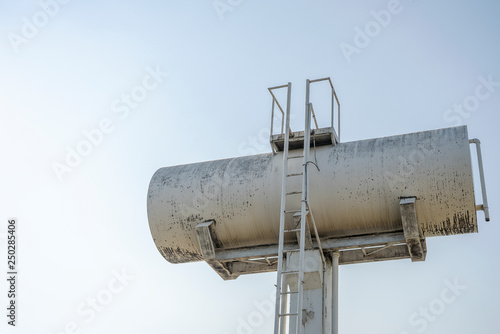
[273,82,315,334]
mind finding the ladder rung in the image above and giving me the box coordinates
[279,313,298,317]
[287,155,304,159]
[282,270,299,274]
[281,290,298,295]
[285,249,301,253]
[287,173,303,177]
[286,191,302,195]
[285,210,301,213]
[284,228,301,233]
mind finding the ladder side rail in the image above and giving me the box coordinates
[296,81,312,334]
[280,282,288,334]
[274,82,292,334]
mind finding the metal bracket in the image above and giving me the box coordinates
[293,212,313,249]
[195,220,237,280]
[196,220,216,259]
[399,197,427,262]
[302,310,314,325]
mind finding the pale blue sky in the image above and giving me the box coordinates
[1,1,499,333]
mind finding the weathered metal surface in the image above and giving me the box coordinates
[147,126,477,264]
[400,197,427,261]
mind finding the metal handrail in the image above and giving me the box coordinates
[269,84,293,137]
[306,204,326,265]
[310,104,319,130]
[269,77,340,140]
[469,139,490,221]
[309,77,341,141]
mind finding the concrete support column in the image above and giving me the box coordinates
[331,252,340,334]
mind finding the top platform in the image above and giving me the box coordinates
[270,126,339,152]
[268,77,341,154]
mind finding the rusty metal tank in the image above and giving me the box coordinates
[147,126,477,264]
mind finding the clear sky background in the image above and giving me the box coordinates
[1,1,499,333]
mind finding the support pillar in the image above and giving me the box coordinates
[283,250,341,334]
[331,252,340,334]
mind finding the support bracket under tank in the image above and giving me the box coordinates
[196,198,429,279]
[195,220,237,280]
[400,197,427,262]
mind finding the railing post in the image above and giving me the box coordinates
[271,99,275,139]
[331,90,334,130]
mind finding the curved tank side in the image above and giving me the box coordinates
[147,126,477,264]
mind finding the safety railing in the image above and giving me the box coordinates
[268,77,341,141]
[268,84,293,138]
[309,77,341,141]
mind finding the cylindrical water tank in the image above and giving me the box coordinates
[147,126,477,264]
